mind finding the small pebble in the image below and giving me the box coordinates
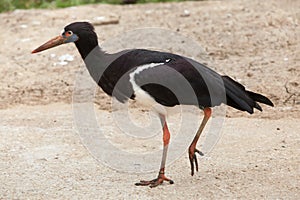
[180,9,190,17]
[20,24,28,28]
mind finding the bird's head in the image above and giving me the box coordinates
[32,22,98,56]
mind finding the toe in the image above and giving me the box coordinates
[136,175,173,187]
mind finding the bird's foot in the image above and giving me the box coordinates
[135,173,174,188]
[188,146,204,176]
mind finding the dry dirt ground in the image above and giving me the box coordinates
[0,0,299,199]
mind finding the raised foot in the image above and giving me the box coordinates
[188,147,204,176]
[135,174,174,188]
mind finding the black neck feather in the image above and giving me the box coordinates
[74,32,99,59]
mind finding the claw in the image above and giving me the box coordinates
[189,147,204,176]
[195,149,204,156]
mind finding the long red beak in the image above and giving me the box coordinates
[32,35,66,54]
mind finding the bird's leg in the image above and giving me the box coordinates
[188,107,211,176]
[135,114,174,188]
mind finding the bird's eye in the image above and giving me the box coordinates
[65,30,73,37]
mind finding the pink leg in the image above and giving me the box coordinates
[188,108,212,176]
[135,114,174,187]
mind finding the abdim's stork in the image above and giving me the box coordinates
[32,22,273,187]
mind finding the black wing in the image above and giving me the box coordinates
[98,49,225,107]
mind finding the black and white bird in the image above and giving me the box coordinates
[32,22,273,187]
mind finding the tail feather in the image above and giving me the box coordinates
[222,76,273,114]
[247,91,274,107]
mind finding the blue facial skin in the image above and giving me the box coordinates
[64,33,79,43]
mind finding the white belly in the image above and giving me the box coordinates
[129,61,169,115]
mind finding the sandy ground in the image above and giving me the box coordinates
[0,0,299,199]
